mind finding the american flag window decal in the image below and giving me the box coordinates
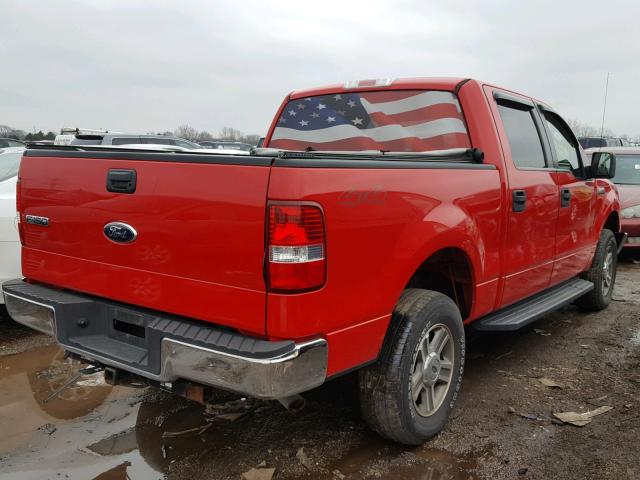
[270,90,471,152]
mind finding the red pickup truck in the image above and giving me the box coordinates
[4,78,623,445]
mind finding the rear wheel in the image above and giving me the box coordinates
[359,289,465,445]
[576,229,617,310]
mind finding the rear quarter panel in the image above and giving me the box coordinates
[267,164,502,374]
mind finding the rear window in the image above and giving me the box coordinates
[0,151,22,182]
[269,90,470,152]
[497,104,546,168]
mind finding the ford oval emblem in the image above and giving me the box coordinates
[103,222,137,244]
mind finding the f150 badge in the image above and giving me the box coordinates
[104,222,137,244]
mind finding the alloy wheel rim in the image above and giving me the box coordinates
[411,323,455,417]
[602,245,615,296]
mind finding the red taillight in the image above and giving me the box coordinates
[16,178,24,245]
[267,203,326,292]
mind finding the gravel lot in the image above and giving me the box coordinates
[1,258,638,480]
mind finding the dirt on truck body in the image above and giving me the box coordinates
[0,258,638,480]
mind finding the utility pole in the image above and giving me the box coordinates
[599,72,610,139]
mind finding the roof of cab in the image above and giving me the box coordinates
[287,77,556,113]
[288,77,469,100]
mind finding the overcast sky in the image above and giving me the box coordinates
[1,0,639,137]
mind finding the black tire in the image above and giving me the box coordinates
[358,289,465,445]
[576,229,617,311]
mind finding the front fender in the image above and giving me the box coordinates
[594,179,621,234]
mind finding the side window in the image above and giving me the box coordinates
[497,103,546,168]
[543,113,583,177]
[143,137,173,145]
[112,137,142,145]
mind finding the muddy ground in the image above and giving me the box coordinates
[0,258,638,480]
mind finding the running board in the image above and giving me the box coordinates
[474,278,594,332]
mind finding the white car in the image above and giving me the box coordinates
[0,147,23,302]
[68,143,251,155]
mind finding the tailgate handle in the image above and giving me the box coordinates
[107,169,137,194]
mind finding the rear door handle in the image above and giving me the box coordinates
[561,188,571,208]
[107,169,137,194]
[512,190,526,212]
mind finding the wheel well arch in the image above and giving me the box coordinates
[603,211,620,234]
[405,247,474,320]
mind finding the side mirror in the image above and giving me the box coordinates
[590,152,616,179]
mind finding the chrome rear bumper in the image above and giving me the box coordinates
[3,280,328,399]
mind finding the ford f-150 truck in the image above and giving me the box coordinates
[3,78,623,445]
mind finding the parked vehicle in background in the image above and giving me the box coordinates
[0,138,25,148]
[586,147,640,252]
[199,140,253,151]
[0,147,23,304]
[54,128,203,149]
[4,78,622,446]
[578,136,624,149]
[84,144,250,155]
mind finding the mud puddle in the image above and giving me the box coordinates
[0,343,159,480]
[0,342,482,480]
[2,261,638,479]
[327,436,481,480]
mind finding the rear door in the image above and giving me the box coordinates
[487,88,560,307]
[538,109,596,283]
[18,150,272,335]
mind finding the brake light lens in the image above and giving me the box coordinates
[16,178,24,245]
[267,203,326,291]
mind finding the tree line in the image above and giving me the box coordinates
[565,118,640,144]
[170,125,261,145]
[5,121,637,146]
[0,124,262,145]
[0,125,56,141]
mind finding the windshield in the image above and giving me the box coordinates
[0,151,22,182]
[613,154,640,185]
[270,90,470,152]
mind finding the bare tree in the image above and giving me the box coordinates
[0,125,26,139]
[241,134,261,145]
[174,124,199,141]
[197,130,213,142]
[171,125,260,145]
[219,127,243,141]
[566,118,599,138]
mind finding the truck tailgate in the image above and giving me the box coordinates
[18,150,271,335]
